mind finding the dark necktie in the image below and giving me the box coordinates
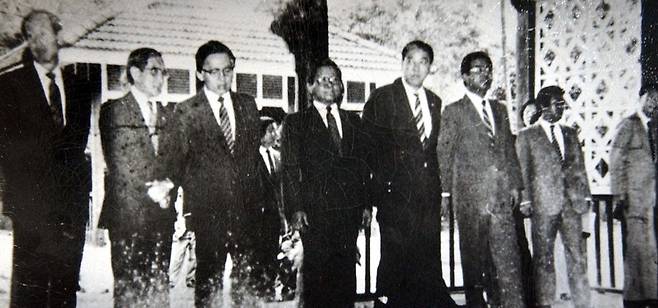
[649,119,657,162]
[550,124,563,160]
[218,97,234,154]
[481,100,494,139]
[266,148,275,174]
[412,93,427,148]
[326,105,342,156]
[46,71,63,128]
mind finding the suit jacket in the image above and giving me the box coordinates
[516,124,591,216]
[281,106,368,243]
[258,147,282,213]
[361,78,442,226]
[167,90,261,241]
[437,95,522,215]
[610,115,656,219]
[0,60,92,256]
[98,92,176,237]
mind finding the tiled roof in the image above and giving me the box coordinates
[1,0,400,72]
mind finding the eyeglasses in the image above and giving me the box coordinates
[144,67,169,77]
[202,67,234,78]
[469,66,492,74]
[315,76,341,85]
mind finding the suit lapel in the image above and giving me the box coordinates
[24,63,56,126]
[196,91,231,154]
[462,96,492,139]
[122,93,158,157]
[533,125,562,162]
[392,80,415,131]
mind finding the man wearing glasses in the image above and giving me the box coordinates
[281,58,370,307]
[362,40,458,307]
[516,86,591,308]
[437,51,525,307]
[99,47,177,307]
[166,40,261,307]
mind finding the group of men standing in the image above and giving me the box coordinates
[5,7,658,308]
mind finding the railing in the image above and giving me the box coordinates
[356,194,623,299]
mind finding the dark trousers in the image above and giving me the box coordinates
[10,220,85,308]
[514,208,536,308]
[109,231,172,308]
[243,207,281,299]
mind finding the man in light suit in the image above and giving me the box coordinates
[281,58,370,307]
[99,47,177,307]
[0,10,94,307]
[516,86,591,308]
[610,84,658,308]
[437,51,524,308]
[362,40,458,308]
[167,40,262,307]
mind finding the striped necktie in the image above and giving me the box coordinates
[326,105,343,156]
[412,93,427,147]
[218,97,234,154]
[550,124,563,160]
[46,71,64,128]
[481,100,494,139]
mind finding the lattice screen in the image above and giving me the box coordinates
[535,0,641,194]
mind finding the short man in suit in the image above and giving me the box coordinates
[610,84,658,308]
[362,40,458,307]
[99,47,177,307]
[167,40,262,307]
[516,86,591,308]
[0,10,93,307]
[437,51,524,308]
[281,58,370,307]
[244,116,284,300]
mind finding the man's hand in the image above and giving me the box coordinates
[291,211,309,232]
[361,208,372,229]
[146,178,175,208]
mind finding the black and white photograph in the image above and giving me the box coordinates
[0,0,654,307]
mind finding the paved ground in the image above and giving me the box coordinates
[0,228,623,307]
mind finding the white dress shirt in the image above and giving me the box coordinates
[538,118,565,158]
[34,61,66,124]
[131,86,159,153]
[637,109,651,131]
[402,79,432,139]
[204,87,236,139]
[260,145,275,174]
[312,101,343,137]
[465,90,496,135]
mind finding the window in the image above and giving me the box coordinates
[263,75,283,99]
[236,73,257,97]
[347,81,366,103]
[167,69,190,94]
[107,65,124,91]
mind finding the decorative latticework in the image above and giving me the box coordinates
[536,0,641,194]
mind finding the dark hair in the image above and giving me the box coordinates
[21,10,62,38]
[401,40,434,64]
[195,40,236,73]
[460,51,492,75]
[260,117,276,137]
[535,86,565,109]
[126,48,162,84]
[306,58,342,84]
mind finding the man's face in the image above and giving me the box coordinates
[402,48,431,89]
[261,122,280,148]
[642,89,658,118]
[25,14,59,65]
[131,56,166,98]
[197,52,234,96]
[309,66,340,104]
[462,57,493,96]
[542,95,566,123]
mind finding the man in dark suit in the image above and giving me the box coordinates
[281,58,370,307]
[167,40,262,307]
[516,86,591,308]
[362,40,458,308]
[437,51,525,308]
[99,47,176,307]
[244,116,284,300]
[0,10,93,307]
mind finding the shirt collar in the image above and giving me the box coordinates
[401,78,423,99]
[313,100,338,114]
[33,61,60,77]
[130,86,151,106]
[638,110,651,129]
[465,89,487,106]
[538,117,560,132]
